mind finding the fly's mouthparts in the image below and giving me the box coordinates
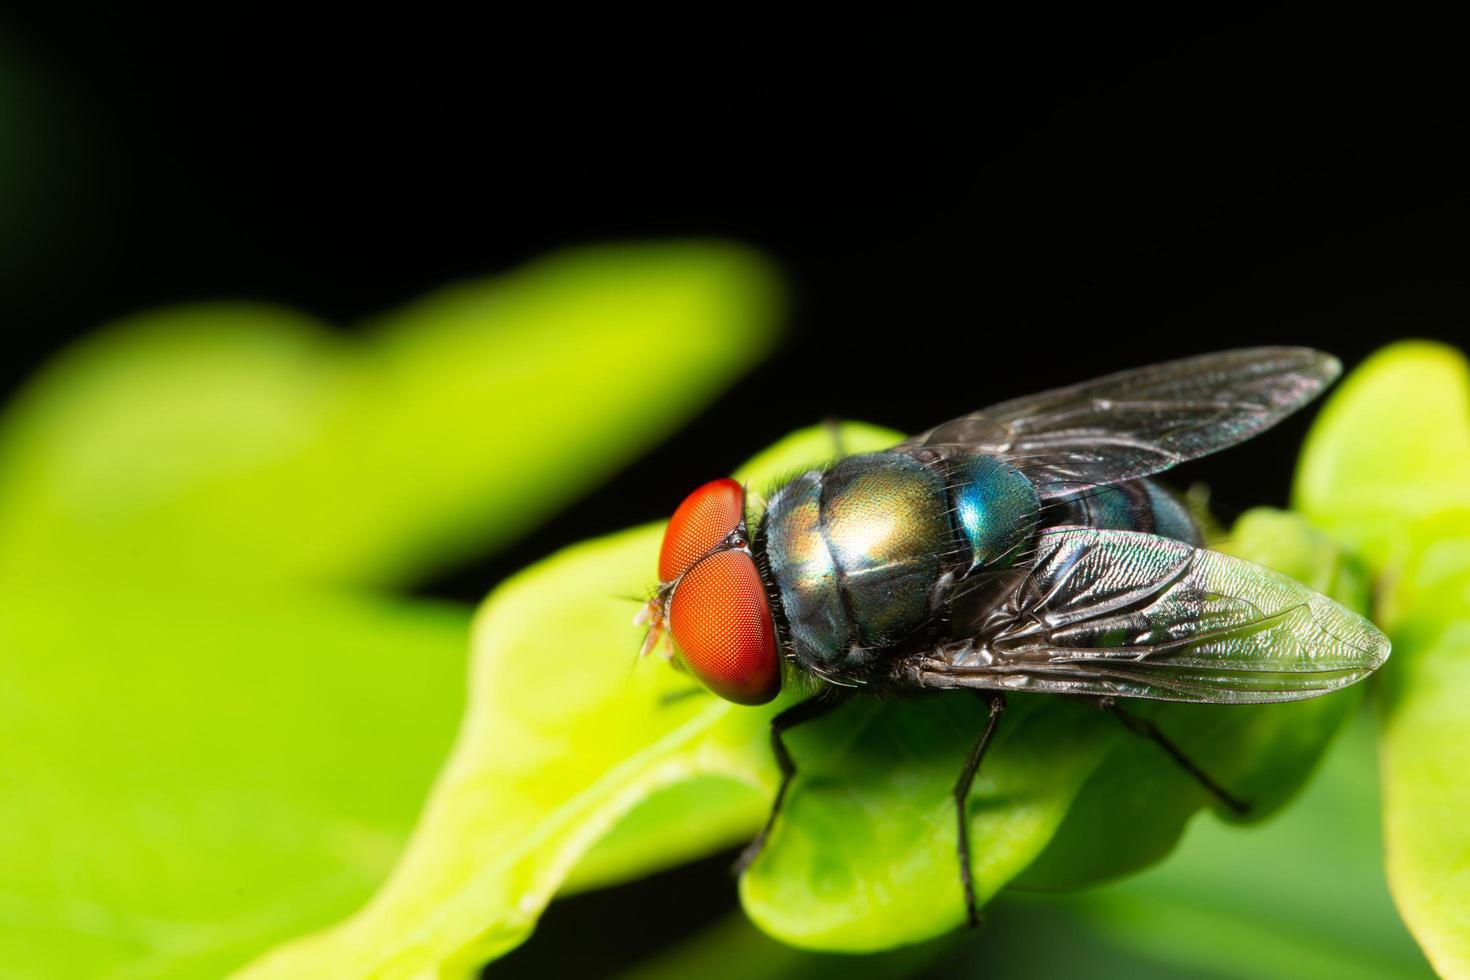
[636,597,674,660]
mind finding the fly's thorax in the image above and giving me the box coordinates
[822,454,952,648]
[758,453,954,675]
[757,470,845,668]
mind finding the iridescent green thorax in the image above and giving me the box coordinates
[760,471,848,665]
[821,454,950,649]
[947,456,1039,568]
[762,452,987,673]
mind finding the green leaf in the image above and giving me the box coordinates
[1378,615,1470,978]
[561,777,766,894]
[1294,340,1470,580]
[740,694,1116,949]
[1052,709,1433,980]
[613,706,1430,980]
[1295,340,1470,977]
[827,707,1424,979]
[249,429,1384,973]
[0,587,469,980]
[614,912,954,980]
[0,243,780,977]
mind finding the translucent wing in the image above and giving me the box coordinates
[911,528,1389,703]
[896,347,1339,497]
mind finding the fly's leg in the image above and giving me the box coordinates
[1098,697,1251,815]
[953,691,1007,928]
[733,694,847,875]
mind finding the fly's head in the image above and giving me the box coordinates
[637,477,781,706]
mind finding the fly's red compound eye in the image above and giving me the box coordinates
[668,550,780,705]
[659,478,746,582]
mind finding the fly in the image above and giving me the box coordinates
[638,347,1391,925]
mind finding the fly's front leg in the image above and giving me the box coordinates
[953,691,1007,928]
[1097,697,1251,815]
[733,694,847,875]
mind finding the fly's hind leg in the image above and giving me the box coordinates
[733,694,848,875]
[1098,697,1251,815]
[953,691,1007,928]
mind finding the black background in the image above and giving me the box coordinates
[0,12,1465,972]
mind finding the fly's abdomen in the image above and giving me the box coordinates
[947,455,1041,568]
[1056,479,1201,544]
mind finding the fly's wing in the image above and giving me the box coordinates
[912,528,1389,703]
[896,347,1339,497]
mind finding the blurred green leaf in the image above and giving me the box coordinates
[0,244,780,588]
[249,426,1383,973]
[614,912,952,980]
[1053,709,1432,980]
[0,587,468,979]
[561,777,766,894]
[0,243,780,977]
[1295,340,1470,977]
[1377,616,1470,979]
[1294,340,1470,580]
